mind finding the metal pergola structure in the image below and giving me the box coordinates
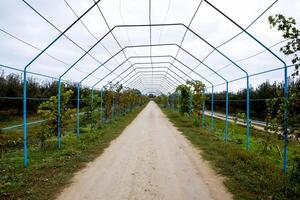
[0,0,293,172]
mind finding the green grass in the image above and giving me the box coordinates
[205,112,300,168]
[0,105,145,200]
[162,108,300,200]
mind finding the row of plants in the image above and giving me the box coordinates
[155,78,299,199]
[155,76,299,162]
[206,78,300,122]
[0,103,147,200]
[0,81,148,152]
[162,109,300,199]
[0,81,149,199]
[158,13,299,198]
[155,80,206,127]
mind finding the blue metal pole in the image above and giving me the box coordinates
[283,66,288,173]
[177,93,179,112]
[91,88,94,110]
[172,94,175,111]
[76,83,80,139]
[246,77,250,151]
[116,94,119,118]
[202,89,205,128]
[189,92,193,115]
[210,86,214,130]
[204,0,288,167]
[100,89,103,127]
[91,88,94,127]
[112,95,114,121]
[121,98,125,116]
[225,82,229,142]
[57,80,61,148]
[23,70,28,167]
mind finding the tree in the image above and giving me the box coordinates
[176,84,191,115]
[5,73,22,114]
[37,85,75,149]
[269,14,300,76]
[187,80,206,126]
[267,14,300,139]
[114,83,123,116]
[81,87,97,130]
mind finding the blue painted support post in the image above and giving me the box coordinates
[210,86,214,130]
[189,92,193,116]
[204,0,288,158]
[177,93,180,112]
[21,0,104,168]
[91,88,94,112]
[91,88,94,128]
[100,89,103,127]
[172,94,175,111]
[23,71,28,167]
[76,83,80,139]
[116,94,119,118]
[246,77,250,151]
[202,89,205,128]
[283,66,288,173]
[122,98,125,115]
[57,80,61,148]
[112,95,114,121]
[225,82,229,142]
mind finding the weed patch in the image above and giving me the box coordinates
[163,109,300,200]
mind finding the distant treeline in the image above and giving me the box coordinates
[1,71,299,121]
[205,78,300,120]
[0,71,79,115]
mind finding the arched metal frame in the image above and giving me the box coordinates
[20,0,289,173]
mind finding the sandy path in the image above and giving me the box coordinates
[57,101,232,200]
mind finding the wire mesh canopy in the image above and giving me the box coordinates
[1,0,299,94]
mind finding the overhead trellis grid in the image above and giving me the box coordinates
[0,0,298,173]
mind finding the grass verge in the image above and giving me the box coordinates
[162,108,300,200]
[0,105,145,200]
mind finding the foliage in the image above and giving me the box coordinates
[36,85,75,149]
[210,79,300,125]
[0,105,145,200]
[163,109,300,199]
[103,88,112,124]
[155,94,169,108]
[187,80,206,127]
[0,72,77,116]
[176,84,191,115]
[265,14,300,139]
[269,14,300,76]
[81,87,98,130]
[102,82,144,124]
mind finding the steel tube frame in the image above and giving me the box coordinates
[204,0,288,171]
[134,83,170,94]
[77,83,80,139]
[121,67,182,88]
[22,1,102,165]
[131,80,175,92]
[95,52,218,130]
[82,44,224,133]
[131,78,174,90]
[86,49,216,128]
[20,14,285,168]
[127,74,179,88]
[127,75,176,89]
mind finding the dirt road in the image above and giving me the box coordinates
[57,101,232,200]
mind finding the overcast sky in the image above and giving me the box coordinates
[0,0,299,94]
